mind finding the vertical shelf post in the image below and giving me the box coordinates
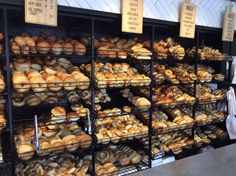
[3,8,15,176]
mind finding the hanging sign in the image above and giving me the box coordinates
[179,0,196,38]
[25,0,57,26]
[122,0,143,34]
[222,5,236,42]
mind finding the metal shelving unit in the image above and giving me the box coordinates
[0,1,234,176]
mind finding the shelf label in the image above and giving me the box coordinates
[222,5,236,42]
[25,0,57,26]
[122,0,143,34]
[179,0,196,38]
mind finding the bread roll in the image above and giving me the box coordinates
[17,144,35,160]
[63,43,74,55]
[37,41,50,54]
[51,43,63,55]
[78,134,92,148]
[74,42,86,56]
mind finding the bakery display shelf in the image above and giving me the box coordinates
[94,79,151,90]
[153,101,195,109]
[195,118,226,128]
[153,123,194,135]
[95,132,149,147]
[95,55,151,63]
[153,55,196,64]
[15,140,93,162]
[10,45,90,57]
[196,55,233,62]
[12,81,91,95]
[95,110,131,119]
[196,98,227,105]
[196,79,227,85]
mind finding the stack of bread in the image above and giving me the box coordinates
[0,70,5,93]
[12,57,90,93]
[141,136,162,156]
[195,126,228,147]
[140,109,193,133]
[130,43,152,59]
[15,122,92,160]
[155,130,194,154]
[196,84,226,103]
[82,62,151,88]
[153,37,185,60]
[151,86,196,107]
[95,114,148,144]
[0,33,3,54]
[49,106,88,124]
[77,89,111,106]
[95,37,152,60]
[120,88,151,109]
[170,64,197,84]
[96,145,141,173]
[95,37,136,59]
[97,106,132,118]
[15,153,91,176]
[183,105,226,126]
[10,33,87,56]
[197,65,214,82]
[187,46,226,60]
[0,98,6,131]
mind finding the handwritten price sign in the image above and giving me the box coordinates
[25,0,57,26]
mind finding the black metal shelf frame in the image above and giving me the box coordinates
[0,1,234,176]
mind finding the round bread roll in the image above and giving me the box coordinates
[12,94,25,107]
[96,151,110,165]
[11,43,21,55]
[13,74,30,93]
[25,95,42,106]
[50,138,65,153]
[51,107,66,117]
[74,42,86,56]
[46,76,63,92]
[66,112,80,122]
[63,43,74,55]
[30,77,47,92]
[37,141,51,156]
[63,135,80,152]
[78,134,92,148]
[97,47,109,58]
[17,144,35,160]
[37,41,50,54]
[51,43,63,55]
[42,129,58,138]
[14,36,26,46]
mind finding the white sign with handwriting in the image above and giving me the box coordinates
[25,0,57,26]
[179,1,196,38]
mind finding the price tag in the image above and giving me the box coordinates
[122,0,143,34]
[25,0,57,26]
[179,0,196,38]
[222,5,236,42]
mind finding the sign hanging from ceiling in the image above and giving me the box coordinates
[122,0,143,34]
[222,5,236,42]
[179,0,196,38]
[25,0,57,26]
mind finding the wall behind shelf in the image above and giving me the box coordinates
[58,0,236,29]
